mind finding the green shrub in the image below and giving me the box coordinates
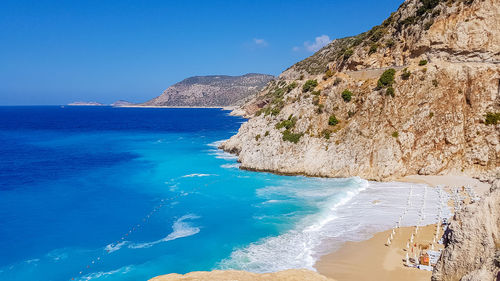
[323,69,334,80]
[264,131,270,137]
[369,43,378,55]
[370,28,384,42]
[255,134,261,141]
[419,60,428,66]
[311,90,321,96]
[485,112,500,125]
[348,111,355,118]
[302,79,318,92]
[401,68,411,80]
[271,107,281,116]
[385,39,395,48]
[341,89,353,102]
[377,68,396,89]
[386,87,395,97]
[276,115,297,130]
[429,112,434,118]
[392,131,399,138]
[282,130,303,143]
[328,115,339,126]
[322,129,331,140]
[400,16,416,26]
[416,0,440,16]
[286,81,298,93]
[343,48,354,59]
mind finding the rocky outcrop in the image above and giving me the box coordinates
[149,269,334,281]
[111,100,134,107]
[68,101,105,106]
[432,178,500,281]
[221,0,500,181]
[142,74,273,107]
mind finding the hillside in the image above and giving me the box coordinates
[221,0,499,181]
[141,73,274,107]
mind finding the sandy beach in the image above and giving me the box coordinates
[314,175,487,281]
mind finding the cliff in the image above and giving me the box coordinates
[432,178,500,281]
[221,0,500,181]
[149,269,334,281]
[141,73,274,107]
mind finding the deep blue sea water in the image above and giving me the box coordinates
[0,106,449,281]
[0,106,369,281]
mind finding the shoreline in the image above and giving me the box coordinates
[313,174,488,281]
[114,105,237,110]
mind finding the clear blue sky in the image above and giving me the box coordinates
[0,0,402,105]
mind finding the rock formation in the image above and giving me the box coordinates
[111,100,134,107]
[142,73,274,107]
[221,0,500,181]
[149,269,334,281]
[432,178,500,281]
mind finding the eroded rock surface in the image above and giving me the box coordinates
[221,0,499,181]
[432,178,500,281]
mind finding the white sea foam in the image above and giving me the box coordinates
[218,178,451,273]
[181,173,214,178]
[104,241,128,253]
[79,265,132,281]
[220,163,241,169]
[206,140,239,160]
[24,258,40,264]
[128,214,200,249]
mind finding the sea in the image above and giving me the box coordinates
[0,106,451,281]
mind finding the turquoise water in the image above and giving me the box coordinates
[0,106,370,281]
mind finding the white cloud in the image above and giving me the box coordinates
[293,35,331,52]
[253,38,268,47]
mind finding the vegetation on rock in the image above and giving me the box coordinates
[341,89,353,102]
[302,80,318,92]
[328,115,339,126]
[377,68,396,89]
[485,112,500,125]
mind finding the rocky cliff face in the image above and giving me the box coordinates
[221,0,500,181]
[432,178,500,281]
[142,73,274,107]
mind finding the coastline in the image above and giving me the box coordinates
[313,174,489,281]
[148,174,489,281]
[115,105,237,111]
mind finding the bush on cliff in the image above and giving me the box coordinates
[377,68,396,89]
[282,130,303,143]
[328,115,339,126]
[276,115,297,130]
[485,112,500,125]
[386,87,395,97]
[341,89,353,102]
[302,80,318,92]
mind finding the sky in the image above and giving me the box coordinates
[0,0,403,105]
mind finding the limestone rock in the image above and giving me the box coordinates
[221,0,500,181]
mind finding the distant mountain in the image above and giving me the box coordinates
[141,73,274,107]
[111,100,135,107]
[68,101,105,106]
